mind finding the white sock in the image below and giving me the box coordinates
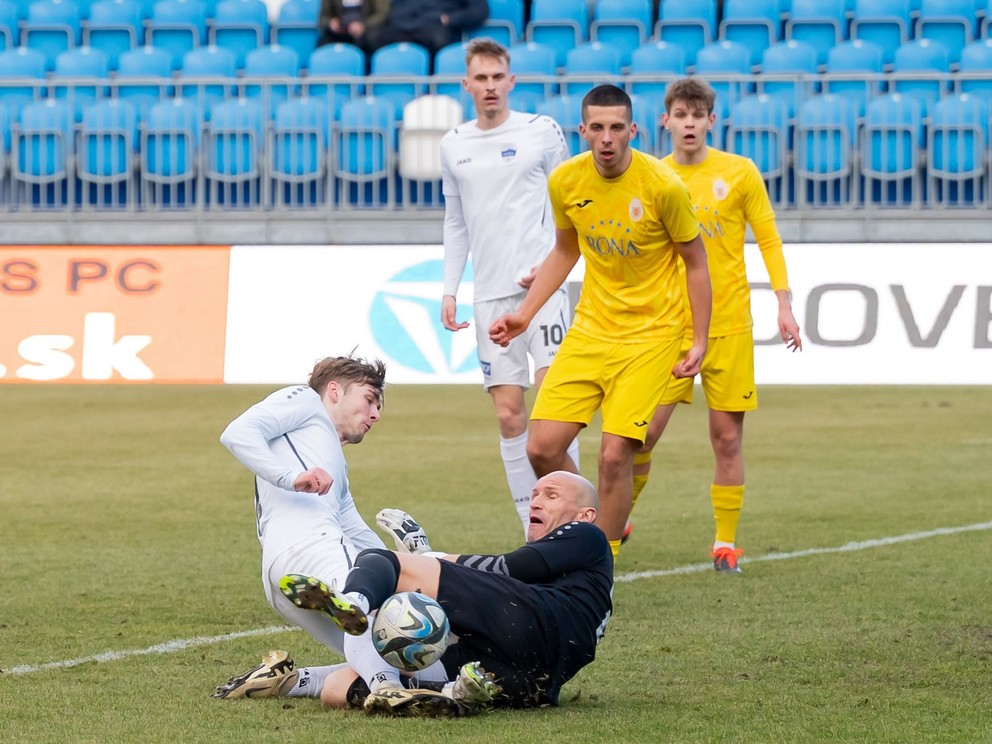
[345,591,370,614]
[343,627,401,692]
[566,435,580,471]
[286,663,347,698]
[500,431,537,538]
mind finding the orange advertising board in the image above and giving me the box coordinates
[0,246,230,383]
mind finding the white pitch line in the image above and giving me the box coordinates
[614,519,992,583]
[6,520,992,676]
[4,625,300,676]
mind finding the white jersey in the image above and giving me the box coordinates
[441,110,569,303]
[219,385,384,570]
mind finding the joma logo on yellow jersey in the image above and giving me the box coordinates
[584,235,641,256]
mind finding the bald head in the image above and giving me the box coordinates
[527,471,600,542]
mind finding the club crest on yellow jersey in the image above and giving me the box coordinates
[629,198,643,222]
[712,178,729,200]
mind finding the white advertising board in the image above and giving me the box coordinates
[224,243,992,385]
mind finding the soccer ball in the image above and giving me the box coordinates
[371,591,450,672]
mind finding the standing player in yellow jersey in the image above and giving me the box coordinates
[490,84,711,557]
[629,78,802,573]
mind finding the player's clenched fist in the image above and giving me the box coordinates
[489,313,528,348]
[294,467,333,495]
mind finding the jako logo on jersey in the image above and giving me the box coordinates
[369,260,478,376]
[629,198,643,222]
[501,145,517,162]
[712,179,729,200]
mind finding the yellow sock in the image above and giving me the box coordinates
[609,538,622,558]
[711,484,745,545]
[631,451,652,511]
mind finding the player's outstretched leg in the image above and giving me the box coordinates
[213,649,298,699]
[279,573,369,635]
[450,661,500,714]
[363,687,458,717]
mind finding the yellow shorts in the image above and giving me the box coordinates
[531,329,683,443]
[660,330,757,412]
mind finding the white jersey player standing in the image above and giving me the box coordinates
[440,37,579,537]
[217,355,407,701]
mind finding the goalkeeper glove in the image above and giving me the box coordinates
[375,508,433,554]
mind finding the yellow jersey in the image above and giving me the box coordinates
[549,149,700,343]
[662,148,789,336]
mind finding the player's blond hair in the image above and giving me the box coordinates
[464,37,510,68]
[309,355,386,406]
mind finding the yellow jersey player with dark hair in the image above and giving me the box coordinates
[629,78,803,573]
[491,84,712,558]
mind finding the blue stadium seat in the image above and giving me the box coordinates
[140,95,202,207]
[629,91,661,154]
[22,0,82,71]
[719,0,780,67]
[926,93,989,205]
[957,38,992,100]
[145,0,207,70]
[628,40,686,101]
[180,44,236,110]
[562,40,621,97]
[78,98,139,207]
[369,41,429,118]
[891,38,951,111]
[784,0,847,66]
[654,0,715,67]
[463,0,522,47]
[794,93,858,206]
[694,40,752,119]
[11,98,75,206]
[758,39,817,116]
[205,95,265,206]
[305,42,364,119]
[590,0,651,68]
[0,0,21,48]
[850,0,912,65]
[507,41,557,99]
[51,45,110,115]
[333,95,396,206]
[824,39,884,112]
[432,41,473,118]
[208,0,269,70]
[526,0,589,68]
[84,0,144,70]
[727,94,789,191]
[242,44,300,111]
[115,45,173,117]
[861,92,923,207]
[272,0,318,69]
[0,46,46,113]
[536,93,583,152]
[269,94,329,206]
[915,0,975,65]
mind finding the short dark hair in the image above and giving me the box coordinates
[464,37,510,68]
[581,84,632,123]
[664,78,717,116]
[308,355,386,406]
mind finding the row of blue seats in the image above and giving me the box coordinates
[474,0,992,69]
[10,35,992,122]
[1,88,988,210]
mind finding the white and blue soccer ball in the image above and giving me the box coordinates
[371,591,450,672]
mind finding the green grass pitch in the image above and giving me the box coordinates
[1,384,990,743]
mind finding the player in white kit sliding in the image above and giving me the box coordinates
[440,37,580,537]
[214,355,495,716]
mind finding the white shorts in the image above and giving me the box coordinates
[261,532,361,656]
[474,288,570,391]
